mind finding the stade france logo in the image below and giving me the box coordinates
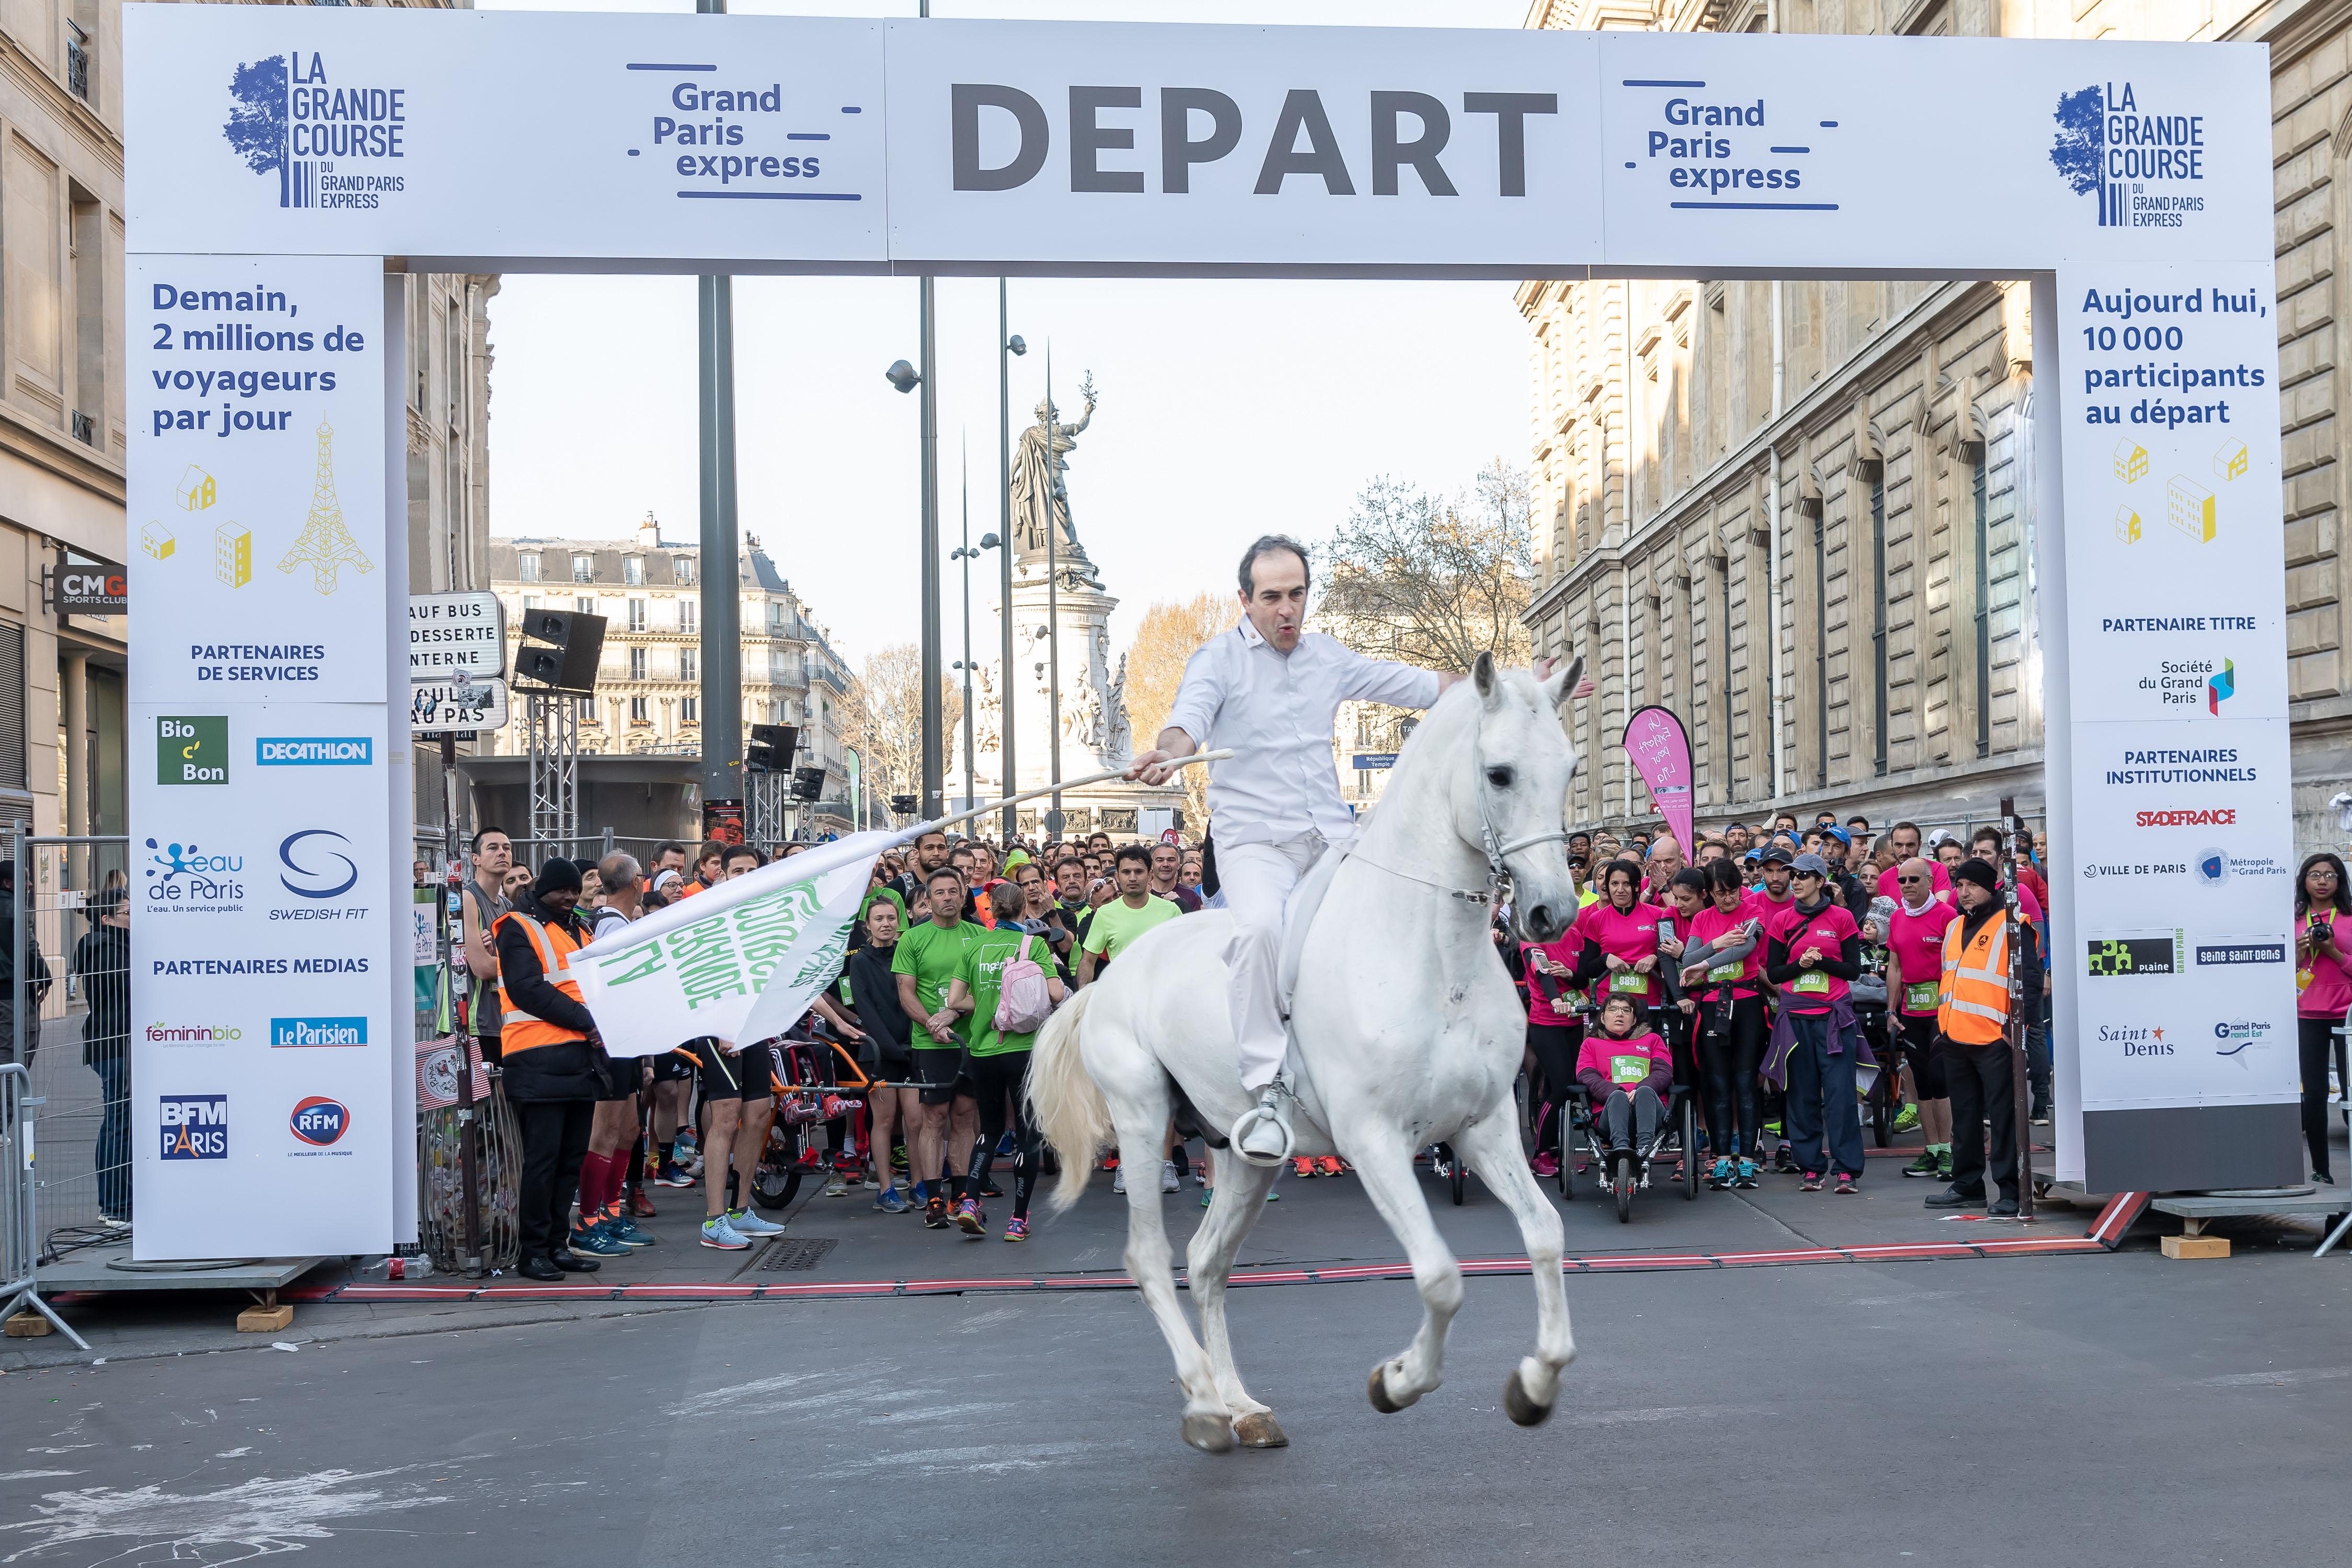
[224,51,411,211]
[2049,81,2207,232]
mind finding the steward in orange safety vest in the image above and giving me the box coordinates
[491,859,607,1103]
[1924,857,2040,1214]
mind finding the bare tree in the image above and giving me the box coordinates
[1316,459,1535,673]
[848,643,961,818]
[1120,590,1232,837]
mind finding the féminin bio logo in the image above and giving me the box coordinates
[224,52,409,211]
[2050,82,2206,230]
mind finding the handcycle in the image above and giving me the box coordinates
[749,1023,869,1211]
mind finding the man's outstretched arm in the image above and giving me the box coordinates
[1125,725,1197,787]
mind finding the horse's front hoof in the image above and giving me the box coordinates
[1233,1411,1289,1448]
[1503,1367,1553,1427]
[1182,1412,1236,1453]
[1367,1364,1405,1415]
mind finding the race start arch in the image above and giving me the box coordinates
[121,4,2294,1258]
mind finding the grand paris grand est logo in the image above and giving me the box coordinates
[223,52,409,211]
[2049,80,2206,230]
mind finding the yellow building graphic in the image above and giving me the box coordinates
[140,521,175,560]
[175,464,216,511]
[2114,505,2142,544]
[2167,476,2217,543]
[2113,439,2149,484]
[213,522,251,588]
[2213,439,2249,482]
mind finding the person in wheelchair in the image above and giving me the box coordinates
[1574,994,1675,1165]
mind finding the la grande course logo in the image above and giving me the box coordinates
[224,52,410,211]
[2049,81,2206,231]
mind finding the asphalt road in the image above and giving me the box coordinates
[4,1245,2348,1566]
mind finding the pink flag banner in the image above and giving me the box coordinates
[1622,706,1695,854]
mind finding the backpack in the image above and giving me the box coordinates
[994,933,1056,1037]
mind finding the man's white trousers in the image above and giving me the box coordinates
[1219,834,1328,1092]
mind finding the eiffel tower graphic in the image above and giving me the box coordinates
[278,421,373,595]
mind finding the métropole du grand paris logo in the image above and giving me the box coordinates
[2049,81,2206,230]
[223,51,410,211]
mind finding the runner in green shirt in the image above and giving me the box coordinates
[942,881,1068,1240]
[1079,845,1182,985]
[892,867,985,1229]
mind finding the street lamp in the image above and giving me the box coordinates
[886,342,941,819]
[949,454,998,817]
[999,285,1027,841]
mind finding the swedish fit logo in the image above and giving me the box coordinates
[2050,82,2206,230]
[278,829,359,900]
[2207,658,2235,715]
[225,53,408,211]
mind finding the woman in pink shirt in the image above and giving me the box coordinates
[1680,858,1768,1188]
[1572,860,1668,1015]
[2295,852,2352,1185]
[1574,995,1675,1157]
[1521,921,1587,1180]
[1884,858,1960,1181]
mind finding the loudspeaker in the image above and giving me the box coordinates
[891,794,918,817]
[746,723,798,774]
[791,766,826,802]
[512,609,607,693]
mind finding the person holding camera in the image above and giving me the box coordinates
[2294,852,2352,1185]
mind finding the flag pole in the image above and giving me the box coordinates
[913,751,1232,841]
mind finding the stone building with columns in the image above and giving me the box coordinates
[1520,0,2352,852]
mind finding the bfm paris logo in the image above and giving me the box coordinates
[2050,82,2206,229]
[159,1094,228,1160]
[225,52,409,211]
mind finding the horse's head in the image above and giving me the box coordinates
[1457,650,1584,942]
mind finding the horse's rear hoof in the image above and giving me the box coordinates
[1182,1412,1235,1453]
[1367,1364,1404,1415]
[1503,1368,1553,1427]
[1233,1412,1289,1448]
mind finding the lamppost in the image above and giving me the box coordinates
[1043,347,1062,837]
[998,283,1025,841]
[886,340,940,819]
[950,448,1000,817]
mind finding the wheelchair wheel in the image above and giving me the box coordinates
[1870,1082,1893,1148]
[1680,1099,1700,1201]
[1557,1136,1574,1199]
[1612,1158,1634,1224]
[1451,1156,1467,1207]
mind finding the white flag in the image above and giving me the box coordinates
[570,829,898,1056]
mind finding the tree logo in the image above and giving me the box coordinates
[224,55,297,208]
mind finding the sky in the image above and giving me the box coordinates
[481,0,1536,666]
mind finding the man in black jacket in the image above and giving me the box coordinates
[494,859,607,1281]
[1924,858,2042,1217]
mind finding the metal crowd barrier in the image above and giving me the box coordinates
[1,1061,87,1347]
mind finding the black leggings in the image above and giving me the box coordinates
[2298,1015,2347,1179]
[1525,1021,1581,1156]
[1695,992,1767,1159]
[965,1049,1040,1219]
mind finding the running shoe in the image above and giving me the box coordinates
[1263,1186,1280,1201]
[1773,1148,1800,1174]
[568,1220,628,1257]
[1834,1173,1859,1195]
[873,1183,912,1214]
[628,1187,658,1218]
[1201,1186,1214,1207]
[980,1178,1004,1198]
[1935,1154,1954,1183]
[728,1207,785,1238]
[1101,1151,1122,1173]
[1708,1157,1734,1190]
[1900,1151,1942,1178]
[954,1197,987,1236]
[1531,1151,1560,1179]
[1317,1156,1345,1178]
[1161,1159,1182,1194]
[653,1161,694,1189]
[1892,1102,1921,1134]
[699,1214,750,1250]
[825,1171,848,1198]
[1735,1158,1759,1189]
[1004,1216,1030,1242]
[600,1209,657,1248]
[925,1194,951,1228]
[1799,1171,1824,1193]
[891,1143,909,1173]
[1110,1165,1126,1195]
[1763,1119,1783,1138]
[996,1130,1019,1158]
[1292,1156,1320,1178]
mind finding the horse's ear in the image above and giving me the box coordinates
[1540,656,1585,710]
[1473,650,1501,708]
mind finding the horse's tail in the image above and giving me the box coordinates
[1027,984,1110,1215]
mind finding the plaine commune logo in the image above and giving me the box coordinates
[2050,80,2207,230]
[225,51,409,211]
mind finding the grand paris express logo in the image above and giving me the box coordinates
[224,51,408,210]
[2050,81,2206,230]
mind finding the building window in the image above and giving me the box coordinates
[626,598,647,632]
[628,647,647,681]
[624,556,643,585]
[518,552,540,583]
[630,696,650,724]
[522,595,537,612]
[680,648,697,682]
[0,621,23,791]
[572,554,593,583]
[575,597,594,616]
[678,598,696,632]
[768,602,787,632]
[1971,454,1991,759]
[1869,473,1888,777]
[681,696,698,723]
[677,555,698,586]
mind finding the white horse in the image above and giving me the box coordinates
[1029,654,1586,1452]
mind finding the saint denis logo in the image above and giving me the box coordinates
[157,716,228,785]
[290,1096,351,1147]
[2049,82,2206,230]
[272,1016,367,1048]
[278,829,359,900]
[159,1094,229,1159]
[225,53,409,211]
[2208,658,2235,714]
[257,737,372,766]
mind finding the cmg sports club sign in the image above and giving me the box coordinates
[122,8,2290,1249]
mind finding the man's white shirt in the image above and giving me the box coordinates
[1164,620,1439,846]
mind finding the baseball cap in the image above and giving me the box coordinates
[1821,825,1851,846]
[1760,842,1796,866]
[1742,847,1763,863]
[1790,852,1829,877]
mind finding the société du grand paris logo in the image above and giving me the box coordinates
[2049,81,2207,232]
[223,52,410,212]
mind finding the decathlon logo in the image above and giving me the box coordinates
[257,737,372,766]
[290,1096,351,1146]
[159,1094,229,1159]
[2050,81,2207,230]
[224,52,409,211]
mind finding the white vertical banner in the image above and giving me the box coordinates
[2052,261,2302,1191]
[128,253,400,1260]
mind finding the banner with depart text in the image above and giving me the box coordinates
[571,833,898,1056]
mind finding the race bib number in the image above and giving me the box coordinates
[1905,980,1939,1011]
[1707,959,1742,983]
[1609,1054,1650,1085]
[1792,971,1831,996]
[1612,972,1653,997]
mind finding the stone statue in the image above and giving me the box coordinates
[1105,653,1133,762]
[973,663,1001,754]
[1063,678,1104,755]
[1009,374,1099,581]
